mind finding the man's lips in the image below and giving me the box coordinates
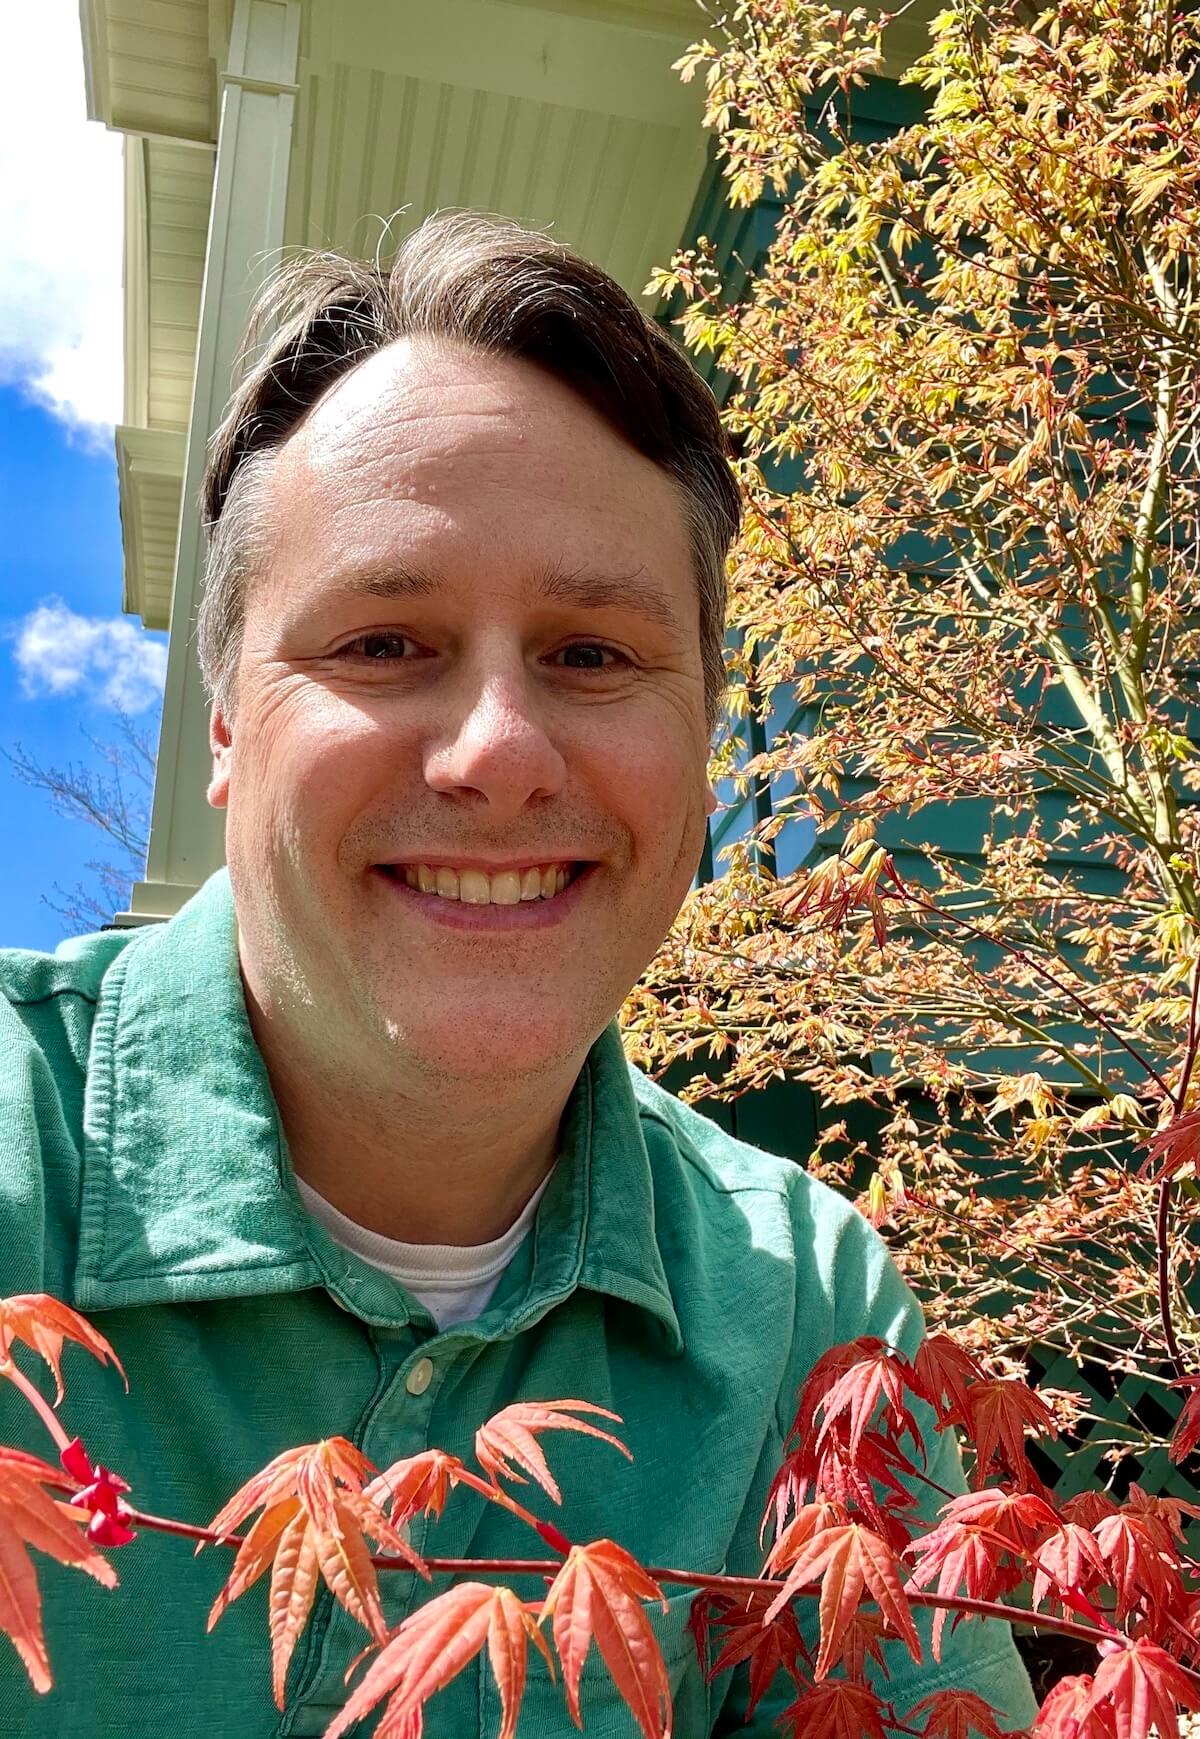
[372,860,595,927]
[375,859,589,905]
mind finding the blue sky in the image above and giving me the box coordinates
[0,391,164,952]
[0,4,166,952]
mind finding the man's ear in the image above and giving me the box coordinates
[704,778,719,817]
[207,700,233,810]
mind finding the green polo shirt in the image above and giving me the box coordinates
[0,870,1035,1736]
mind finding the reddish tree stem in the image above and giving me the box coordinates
[111,1502,1180,1676]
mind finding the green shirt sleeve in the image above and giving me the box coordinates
[711,1192,1039,1735]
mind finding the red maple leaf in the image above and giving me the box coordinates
[943,1378,1056,1488]
[1169,1376,1200,1465]
[912,1335,985,1427]
[1085,1638,1200,1739]
[701,1589,808,1718]
[1061,1492,1119,1529]
[1090,1510,1185,1626]
[836,1607,892,1682]
[906,1686,1012,1739]
[1033,1673,1115,1739]
[763,1423,919,1551]
[781,845,906,949]
[816,1341,924,1457]
[905,1489,1055,1657]
[1142,1105,1200,1185]
[789,1341,885,1449]
[779,1677,890,1739]
[1123,1483,1200,1542]
[1031,1523,1110,1620]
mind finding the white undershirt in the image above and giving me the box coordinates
[295,1173,552,1329]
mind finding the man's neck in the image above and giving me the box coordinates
[244,988,580,1246]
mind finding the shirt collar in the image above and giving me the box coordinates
[73,870,682,1351]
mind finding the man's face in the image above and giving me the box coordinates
[208,338,714,1084]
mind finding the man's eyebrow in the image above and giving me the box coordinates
[322,565,438,601]
[321,561,685,635]
[535,562,684,635]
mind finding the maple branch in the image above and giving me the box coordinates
[100,1505,1193,1683]
[1155,957,1200,1378]
[1157,1177,1185,1379]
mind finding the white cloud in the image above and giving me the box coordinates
[0,1,124,438]
[13,601,167,713]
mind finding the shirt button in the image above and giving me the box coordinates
[405,1357,434,1396]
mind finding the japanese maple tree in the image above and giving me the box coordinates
[625,0,1200,1444]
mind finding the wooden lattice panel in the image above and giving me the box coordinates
[1025,1346,1200,1506]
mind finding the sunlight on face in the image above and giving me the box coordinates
[208,340,713,1086]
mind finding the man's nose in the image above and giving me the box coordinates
[423,666,567,816]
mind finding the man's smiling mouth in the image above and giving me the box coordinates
[376,862,585,905]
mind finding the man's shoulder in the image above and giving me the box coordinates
[0,925,138,1064]
[628,1063,864,1243]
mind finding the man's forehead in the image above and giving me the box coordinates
[286,336,607,478]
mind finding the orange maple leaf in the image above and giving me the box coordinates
[202,1437,428,1708]
[779,1677,890,1739]
[324,1581,553,1739]
[1085,1638,1200,1739]
[0,1294,127,1406]
[365,1446,492,1529]
[764,1517,920,1679]
[475,1399,630,1505]
[906,1687,1011,1739]
[541,1538,672,1739]
[0,1444,118,1692]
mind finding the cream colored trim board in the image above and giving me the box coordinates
[115,426,186,629]
[119,0,301,924]
[122,139,150,427]
[78,0,113,126]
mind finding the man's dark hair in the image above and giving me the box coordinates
[196,210,741,728]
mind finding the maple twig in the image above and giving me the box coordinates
[0,1359,71,1453]
[1175,956,1200,1113]
[887,884,1172,1098]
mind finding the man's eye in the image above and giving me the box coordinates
[554,643,626,671]
[339,632,417,660]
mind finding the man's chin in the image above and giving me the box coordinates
[370,1002,601,1083]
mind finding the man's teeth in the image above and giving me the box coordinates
[396,864,571,904]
